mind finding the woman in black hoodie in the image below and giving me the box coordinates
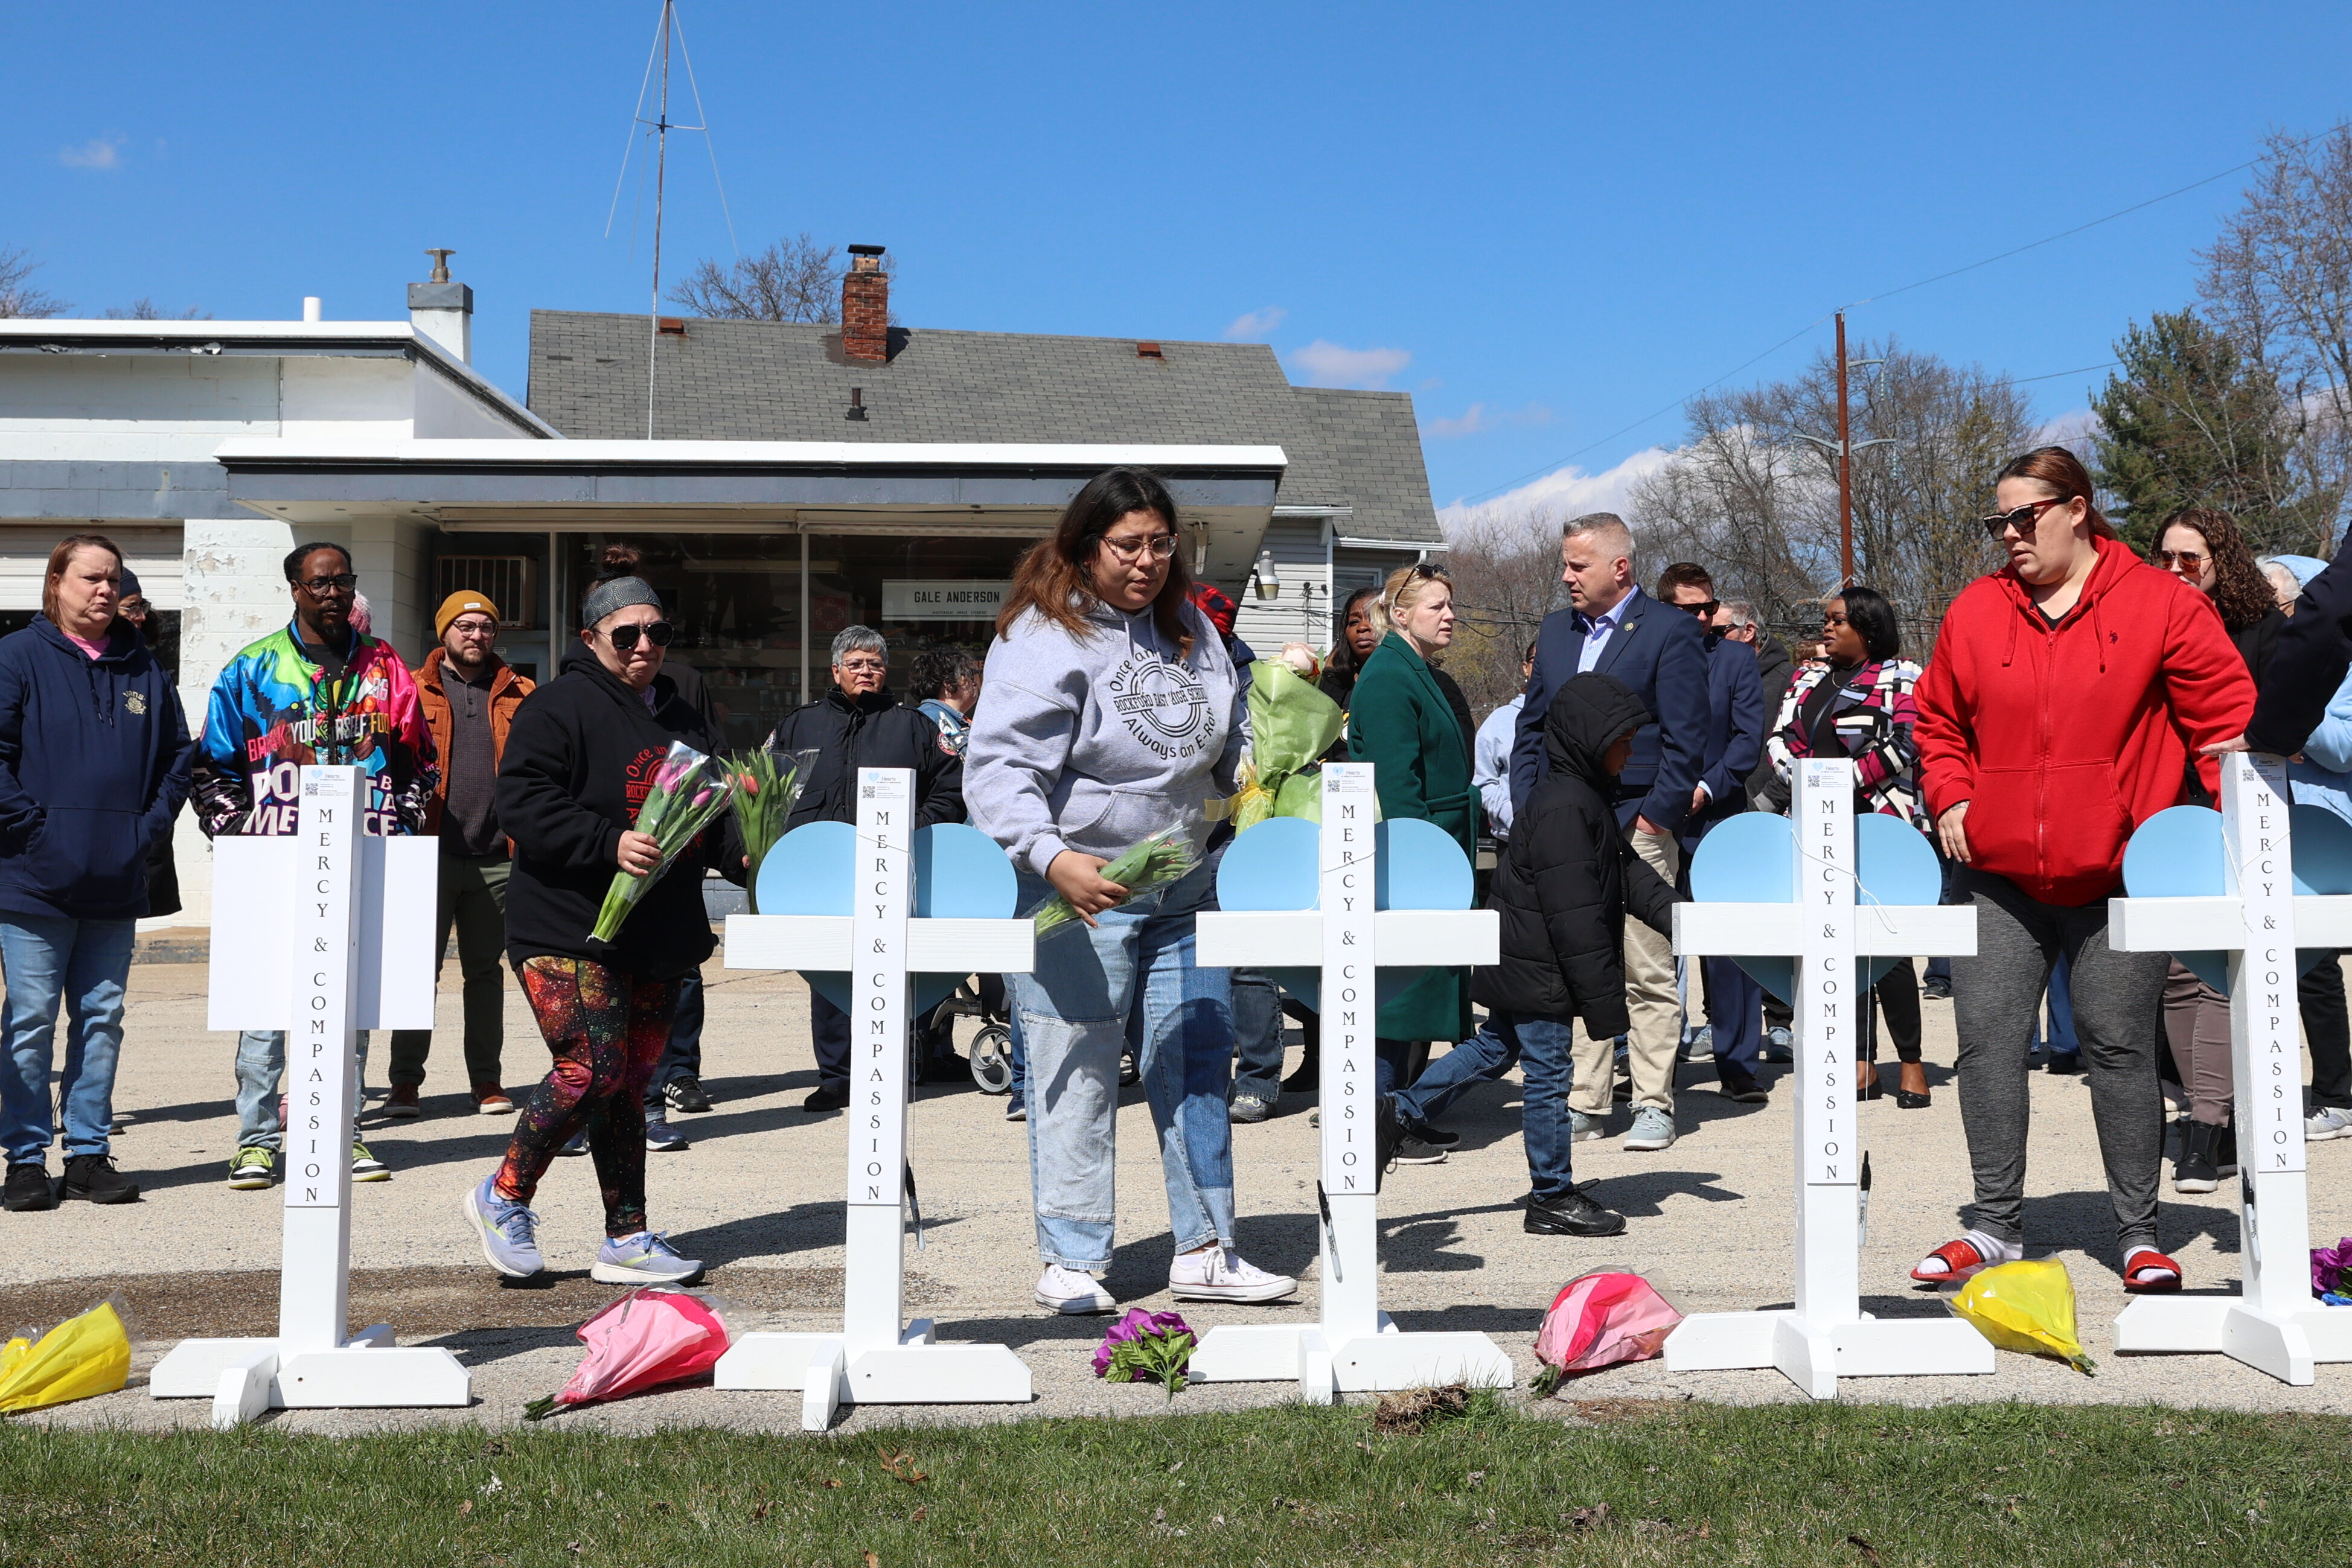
[1379,672,1680,1237]
[461,567,737,1285]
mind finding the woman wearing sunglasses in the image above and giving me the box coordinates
[2150,507,2287,1193]
[461,550,735,1286]
[967,465,1295,1315]
[1911,446,2254,1296]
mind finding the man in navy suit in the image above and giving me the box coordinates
[1655,564,1769,1105]
[1511,513,1709,1151]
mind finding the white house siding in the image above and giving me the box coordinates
[0,355,280,462]
[1230,514,1334,655]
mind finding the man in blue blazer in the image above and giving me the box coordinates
[1511,514,1709,1152]
[1656,564,1769,1104]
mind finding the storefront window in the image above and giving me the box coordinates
[572,531,1035,750]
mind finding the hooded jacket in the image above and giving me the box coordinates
[1472,673,1682,1032]
[1914,535,2254,907]
[0,618,194,921]
[765,684,963,832]
[414,646,535,841]
[494,658,740,980]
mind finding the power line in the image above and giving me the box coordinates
[2007,360,2120,386]
[1457,128,2324,507]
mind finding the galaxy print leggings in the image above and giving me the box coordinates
[493,955,682,1237]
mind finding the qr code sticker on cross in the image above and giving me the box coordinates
[861,784,877,799]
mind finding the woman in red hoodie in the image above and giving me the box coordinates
[1910,446,2254,1293]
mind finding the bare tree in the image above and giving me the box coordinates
[0,247,68,318]
[102,298,211,320]
[1630,386,1824,631]
[2199,123,2352,545]
[669,232,843,322]
[1440,507,1570,716]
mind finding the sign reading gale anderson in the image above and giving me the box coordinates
[880,580,1011,622]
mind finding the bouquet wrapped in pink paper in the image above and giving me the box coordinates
[523,1287,732,1420]
[591,740,733,943]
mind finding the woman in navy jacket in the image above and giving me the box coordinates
[0,534,193,1213]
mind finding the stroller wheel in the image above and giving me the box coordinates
[970,1025,1014,1095]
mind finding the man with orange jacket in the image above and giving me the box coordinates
[1910,447,2253,1297]
[384,591,535,1118]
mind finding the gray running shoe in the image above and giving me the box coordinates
[463,1173,545,1278]
[592,1230,703,1286]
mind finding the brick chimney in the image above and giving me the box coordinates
[842,245,889,363]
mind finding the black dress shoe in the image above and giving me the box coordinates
[1524,1187,1627,1237]
[2044,1051,2082,1076]
[1895,1088,1931,1110]
[60,1154,139,1204]
[1373,1094,1405,1192]
[802,1082,850,1112]
[3,1161,55,1213]
[1717,1062,1769,1104]
[1280,1056,1319,1094]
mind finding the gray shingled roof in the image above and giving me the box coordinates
[526,310,1440,545]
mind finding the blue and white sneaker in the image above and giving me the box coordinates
[462,1173,544,1279]
[644,1116,691,1153]
[592,1230,703,1286]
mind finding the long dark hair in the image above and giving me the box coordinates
[1324,586,1386,683]
[2157,506,2275,634]
[1837,584,1902,661]
[997,467,1195,658]
[1995,445,2119,541]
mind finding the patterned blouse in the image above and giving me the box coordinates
[1763,657,1926,828]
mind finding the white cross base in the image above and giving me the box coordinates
[1665,758,1995,1397]
[2108,753,2352,1384]
[1188,764,1512,1399]
[713,768,1035,1429]
[149,766,467,1428]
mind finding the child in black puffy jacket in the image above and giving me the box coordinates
[1379,672,1681,1236]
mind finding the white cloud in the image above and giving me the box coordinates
[1288,339,1411,390]
[1421,401,1554,439]
[2036,405,2100,450]
[1223,306,1287,340]
[1438,446,1677,535]
[60,136,124,170]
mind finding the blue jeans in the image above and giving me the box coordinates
[0,915,136,1165]
[1010,858,1235,1272]
[645,969,705,1112]
[1229,968,1286,1104]
[1396,1011,1580,1203]
[2034,950,2079,1054]
[236,1030,370,1151]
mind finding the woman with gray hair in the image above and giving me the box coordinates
[459,547,738,1284]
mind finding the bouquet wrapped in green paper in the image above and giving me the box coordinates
[1230,646,1347,828]
[729,747,819,913]
[1027,824,1200,943]
[591,741,734,943]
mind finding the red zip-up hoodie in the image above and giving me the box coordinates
[1914,535,2254,907]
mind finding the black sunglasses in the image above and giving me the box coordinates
[1677,598,1721,618]
[600,620,675,652]
[1979,497,2070,541]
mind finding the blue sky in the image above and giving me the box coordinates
[11,3,2351,517]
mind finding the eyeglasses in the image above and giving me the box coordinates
[1676,598,1721,619]
[599,620,675,652]
[1099,532,1178,564]
[298,573,359,595]
[447,618,499,638]
[1979,497,2071,541]
[2156,549,2208,571]
[837,658,887,674]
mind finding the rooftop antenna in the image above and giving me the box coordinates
[606,0,736,440]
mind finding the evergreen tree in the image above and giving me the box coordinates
[2091,310,2334,555]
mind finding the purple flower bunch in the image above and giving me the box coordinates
[1092,1308,1195,1397]
[2310,1237,2352,1299]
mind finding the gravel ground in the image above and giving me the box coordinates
[8,955,2352,1432]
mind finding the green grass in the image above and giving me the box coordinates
[3,1397,2343,1566]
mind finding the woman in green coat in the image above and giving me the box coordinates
[1348,564,1479,1060]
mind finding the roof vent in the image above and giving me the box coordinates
[1136,341,1165,360]
[657,317,686,337]
[846,386,868,422]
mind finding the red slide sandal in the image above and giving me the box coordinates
[1911,1236,2004,1286]
[2123,1248,2182,1293]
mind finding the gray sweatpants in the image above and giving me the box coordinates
[1949,868,2170,1255]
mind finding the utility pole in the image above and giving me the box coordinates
[1794,311,1893,587]
[646,0,673,441]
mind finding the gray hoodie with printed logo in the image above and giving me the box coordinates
[966,601,1250,879]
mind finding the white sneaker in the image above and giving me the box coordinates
[1169,1247,1297,1304]
[1035,1263,1116,1315]
[1568,1109,1607,1143]
[1623,1106,1676,1152]
[2309,1105,2352,1142]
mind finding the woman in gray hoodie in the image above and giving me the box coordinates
[967,467,1297,1314]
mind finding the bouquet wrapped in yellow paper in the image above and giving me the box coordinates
[1948,1258,2094,1375]
[0,1296,132,1413]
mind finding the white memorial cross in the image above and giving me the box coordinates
[1189,762,1512,1400]
[2108,752,2352,1384]
[715,767,1037,1430]
[149,765,462,1428]
[1666,756,1995,1398]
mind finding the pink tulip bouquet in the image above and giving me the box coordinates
[591,740,733,943]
